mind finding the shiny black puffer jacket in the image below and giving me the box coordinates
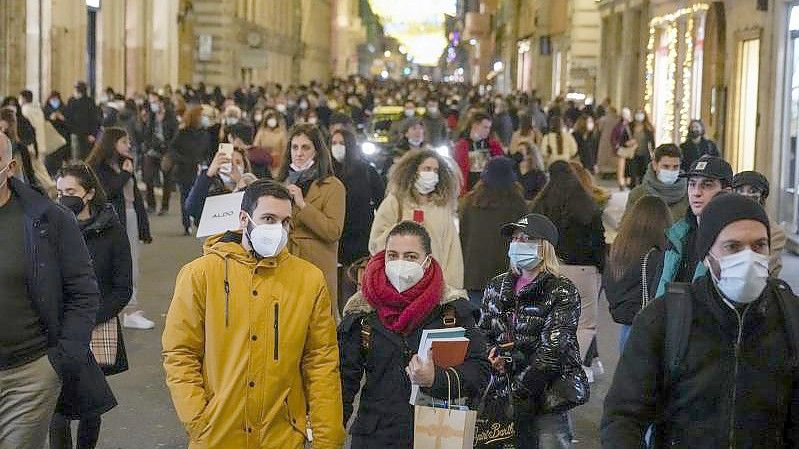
[479,271,588,413]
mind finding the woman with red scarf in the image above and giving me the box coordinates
[339,221,489,449]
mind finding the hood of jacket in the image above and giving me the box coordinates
[80,203,119,235]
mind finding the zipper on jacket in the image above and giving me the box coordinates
[273,303,280,361]
[727,303,750,449]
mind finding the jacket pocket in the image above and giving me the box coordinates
[273,302,280,361]
[186,395,218,442]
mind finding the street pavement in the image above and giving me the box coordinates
[93,190,799,448]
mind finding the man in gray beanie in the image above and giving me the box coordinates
[602,193,799,449]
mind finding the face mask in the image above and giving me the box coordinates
[200,116,211,128]
[408,137,424,147]
[276,104,287,113]
[657,169,680,185]
[254,114,263,123]
[634,112,645,122]
[226,117,239,126]
[415,171,439,195]
[331,144,346,162]
[385,257,429,293]
[307,116,318,125]
[405,109,415,118]
[508,241,541,271]
[291,158,315,172]
[707,248,769,304]
[689,128,703,138]
[245,214,288,258]
[219,162,232,175]
[59,195,87,216]
[427,106,439,116]
[586,121,595,132]
[299,101,309,110]
[49,99,61,108]
[150,103,160,113]
[266,117,278,128]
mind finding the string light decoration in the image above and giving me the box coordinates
[643,3,710,143]
[680,15,695,141]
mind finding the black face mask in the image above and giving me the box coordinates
[59,195,86,216]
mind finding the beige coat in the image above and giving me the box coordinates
[253,128,288,177]
[368,194,464,288]
[288,176,346,321]
[541,131,578,166]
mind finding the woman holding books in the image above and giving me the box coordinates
[479,213,588,449]
[339,221,490,449]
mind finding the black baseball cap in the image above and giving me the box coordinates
[679,155,733,185]
[732,171,770,197]
[500,213,558,246]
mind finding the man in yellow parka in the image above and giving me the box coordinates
[163,180,345,449]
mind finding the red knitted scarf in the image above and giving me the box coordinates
[362,251,445,335]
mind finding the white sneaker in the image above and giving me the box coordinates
[123,311,155,330]
[583,365,594,384]
[591,358,605,377]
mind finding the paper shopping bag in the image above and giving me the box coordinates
[414,404,477,449]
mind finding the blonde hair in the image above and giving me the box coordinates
[511,239,561,276]
[387,149,461,207]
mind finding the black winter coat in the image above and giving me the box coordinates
[169,127,210,184]
[480,272,588,414]
[679,138,720,172]
[79,204,131,375]
[602,276,799,449]
[549,208,606,270]
[92,162,151,242]
[334,158,385,265]
[64,96,100,136]
[339,290,490,449]
[10,179,116,418]
[604,248,664,325]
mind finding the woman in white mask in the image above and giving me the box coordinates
[253,108,287,178]
[369,148,464,288]
[277,124,346,321]
[339,221,489,449]
[330,129,385,307]
[184,146,255,226]
[480,213,587,449]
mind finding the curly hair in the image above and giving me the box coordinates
[387,148,460,207]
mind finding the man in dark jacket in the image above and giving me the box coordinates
[0,132,115,447]
[679,119,720,172]
[64,81,101,160]
[602,193,799,449]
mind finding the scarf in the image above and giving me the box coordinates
[362,251,445,335]
[642,167,687,205]
[286,163,320,195]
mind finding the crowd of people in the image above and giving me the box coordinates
[0,73,797,449]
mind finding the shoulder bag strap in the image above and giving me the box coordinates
[641,248,656,311]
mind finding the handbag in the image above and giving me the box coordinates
[42,121,67,156]
[474,374,515,449]
[90,317,120,368]
[414,368,478,449]
[616,125,637,159]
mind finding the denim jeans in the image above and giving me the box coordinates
[619,324,632,353]
[515,411,573,449]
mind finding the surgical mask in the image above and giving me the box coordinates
[405,109,415,118]
[200,116,211,128]
[266,117,278,128]
[331,144,346,162]
[291,158,315,172]
[49,99,61,108]
[586,121,595,132]
[415,171,439,195]
[245,214,288,258]
[59,195,86,216]
[150,103,160,113]
[225,117,239,126]
[508,241,541,271]
[657,169,680,185]
[308,116,318,125]
[427,106,439,116]
[707,248,769,304]
[299,101,309,110]
[408,137,424,147]
[276,104,287,113]
[634,112,645,122]
[385,256,429,293]
[254,114,263,123]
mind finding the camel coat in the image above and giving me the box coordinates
[288,176,346,321]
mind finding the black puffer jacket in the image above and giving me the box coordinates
[602,276,799,449]
[479,271,588,413]
[604,248,664,325]
[339,287,490,449]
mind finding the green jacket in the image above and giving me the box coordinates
[625,184,689,224]
[655,218,708,298]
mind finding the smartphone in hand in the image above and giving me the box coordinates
[218,143,234,158]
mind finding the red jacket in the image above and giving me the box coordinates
[454,137,505,194]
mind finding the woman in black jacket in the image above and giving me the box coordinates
[532,160,606,379]
[330,128,385,304]
[604,195,670,351]
[169,105,210,235]
[480,213,588,449]
[51,163,132,449]
[339,221,489,449]
[87,127,154,331]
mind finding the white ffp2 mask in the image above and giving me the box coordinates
[415,171,439,195]
[245,214,288,258]
[707,248,769,304]
[385,257,429,293]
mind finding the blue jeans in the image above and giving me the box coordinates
[516,411,573,449]
[467,289,484,307]
[619,325,632,353]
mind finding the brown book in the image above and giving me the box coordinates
[431,338,469,368]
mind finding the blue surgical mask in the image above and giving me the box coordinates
[508,241,541,271]
[657,169,680,185]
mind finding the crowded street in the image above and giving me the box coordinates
[5,1,799,449]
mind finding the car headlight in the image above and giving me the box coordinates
[434,145,450,157]
[361,142,378,156]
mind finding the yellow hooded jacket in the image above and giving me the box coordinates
[162,233,345,449]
